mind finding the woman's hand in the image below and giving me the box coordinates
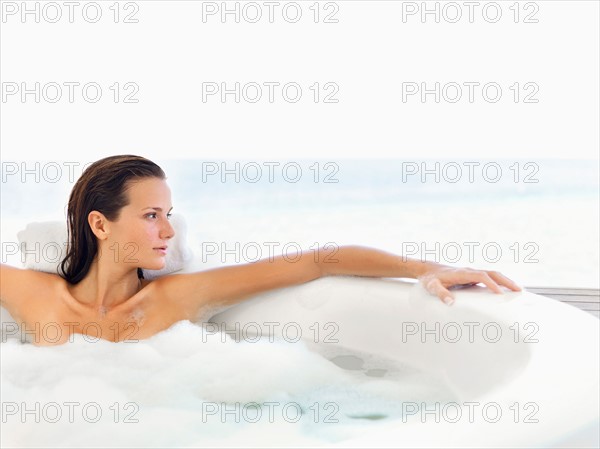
[417,265,522,306]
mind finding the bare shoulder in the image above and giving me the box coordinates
[0,263,62,320]
[143,272,215,321]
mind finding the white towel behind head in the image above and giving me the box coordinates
[16,213,193,280]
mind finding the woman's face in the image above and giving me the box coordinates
[101,177,175,272]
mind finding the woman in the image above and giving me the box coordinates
[0,155,521,346]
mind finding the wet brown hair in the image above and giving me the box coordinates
[59,155,166,284]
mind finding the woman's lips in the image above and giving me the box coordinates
[153,247,167,255]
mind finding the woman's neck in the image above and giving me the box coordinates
[68,259,142,313]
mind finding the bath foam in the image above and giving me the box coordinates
[1,319,458,447]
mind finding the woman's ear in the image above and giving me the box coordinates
[87,210,110,240]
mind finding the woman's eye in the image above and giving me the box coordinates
[146,213,172,219]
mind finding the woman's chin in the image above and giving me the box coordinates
[142,259,167,271]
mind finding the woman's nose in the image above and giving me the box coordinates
[161,218,175,240]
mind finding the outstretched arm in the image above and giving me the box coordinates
[157,244,522,320]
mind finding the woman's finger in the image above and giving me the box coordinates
[487,271,522,291]
[472,272,503,293]
[423,277,455,305]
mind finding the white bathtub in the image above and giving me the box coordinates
[208,275,600,448]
